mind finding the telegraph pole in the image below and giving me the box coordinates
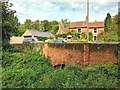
[87,0,89,42]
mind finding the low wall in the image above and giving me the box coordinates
[43,42,120,67]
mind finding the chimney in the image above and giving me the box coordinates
[85,16,88,22]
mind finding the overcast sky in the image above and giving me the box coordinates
[9,0,119,24]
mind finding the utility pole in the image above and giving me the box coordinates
[87,0,89,42]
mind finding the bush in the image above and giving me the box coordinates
[2,51,119,88]
[81,32,87,40]
[89,32,93,42]
[37,37,47,41]
[2,51,52,88]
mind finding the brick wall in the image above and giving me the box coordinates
[43,43,119,67]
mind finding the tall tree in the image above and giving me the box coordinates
[42,20,52,32]
[51,25,59,35]
[118,5,120,41]
[2,1,19,50]
[103,13,118,42]
[51,20,58,26]
[24,19,32,29]
[51,20,59,34]
[17,24,26,36]
[61,19,70,28]
[33,20,40,31]
[104,13,112,32]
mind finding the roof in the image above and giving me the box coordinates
[69,21,104,29]
[23,30,54,37]
[57,28,69,34]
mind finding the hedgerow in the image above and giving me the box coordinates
[2,51,119,88]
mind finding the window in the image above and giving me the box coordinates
[94,28,97,33]
[32,39,35,41]
[78,28,81,33]
[78,36,80,38]
[78,33,80,38]
[94,36,97,41]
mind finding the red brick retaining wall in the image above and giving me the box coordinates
[43,43,119,67]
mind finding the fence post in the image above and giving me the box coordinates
[43,43,49,58]
[83,43,90,67]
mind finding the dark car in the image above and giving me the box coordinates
[23,38,38,43]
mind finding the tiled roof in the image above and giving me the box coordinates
[27,30,53,37]
[69,21,104,29]
[57,28,69,34]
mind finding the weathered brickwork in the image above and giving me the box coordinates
[43,43,119,67]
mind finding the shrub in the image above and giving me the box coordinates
[2,51,119,88]
[81,32,87,40]
[37,37,47,41]
[89,32,93,42]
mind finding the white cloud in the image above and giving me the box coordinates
[93,6,100,11]
[71,2,82,9]
[9,0,118,23]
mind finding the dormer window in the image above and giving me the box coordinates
[78,28,81,33]
[94,28,97,33]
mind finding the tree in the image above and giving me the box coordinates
[51,25,59,35]
[104,13,112,32]
[33,20,40,31]
[51,20,59,35]
[68,30,79,40]
[42,20,52,32]
[61,19,70,28]
[2,1,19,50]
[17,24,26,36]
[24,19,32,29]
[81,32,87,41]
[51,20,58,26]
[89,32,93,42]
[97,32,104,42]
[103,13,118,42]
[118,7,120,41]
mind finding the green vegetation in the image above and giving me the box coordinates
[61,19,70,28]
[80,32,87,42]
[104,13,118,42]
[89,32,93,42]
[97,13,119,42]
[2,1,20,50]
[18,19,60,36]
[51,24,59,35]
[37,37,47,42]
[20,18,70,35]
[2,50,119,88]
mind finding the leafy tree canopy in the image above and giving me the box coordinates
[2,1,20,50]
[103,13,119,42]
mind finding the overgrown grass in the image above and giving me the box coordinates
[2,50,119,88]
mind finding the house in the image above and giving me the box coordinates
[56,24,69,34]
[57,20,104,41]
[10,30,53,44]
[22,30,54,38]
[10,36,24,44]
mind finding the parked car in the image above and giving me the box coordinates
[23,38,38,43]
[50,39,67,43]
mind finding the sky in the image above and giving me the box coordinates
[9,0,119,24]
